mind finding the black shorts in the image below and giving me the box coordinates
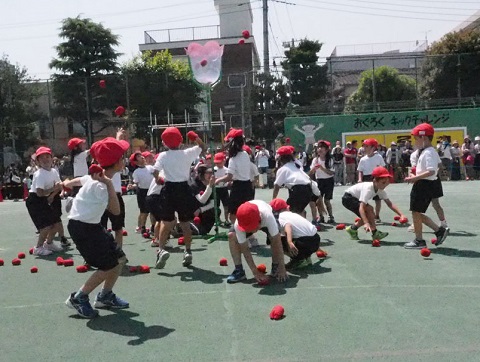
[100,193,125,231]
[146,194,162,221]
[136,188,149,213]
[410,179,439,213]
[287,184,312,214]
[215,187,229,208]
[228,180,254,215]
[342,192,361,217]
[50,194,62,223]
[316,178,334,200]
[26,193,57,230]
[281,234,320,260]
[159,182,197,222]
[431,177,443,199]
[68,219,125,271]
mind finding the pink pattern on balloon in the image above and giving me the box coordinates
[186,41,224,85]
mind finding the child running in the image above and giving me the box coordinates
[64,137,130,318]
[404,123,449,248]
[153,127,206,269]
[343,166,405,241]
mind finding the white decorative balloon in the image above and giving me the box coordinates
[186,41,224,85]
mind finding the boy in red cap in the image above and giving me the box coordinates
[404,123,449,248]
[226,200,287,283]
[153,127,206,269]
[26,147,65,256]
[342,166,405,241]
[63,137,130,318]
[270,198,321,270]
[357,138,386,222]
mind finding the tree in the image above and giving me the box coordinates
[122,50,202,140]
[0,56,41,171]
[281,39,329,107]
[346,66,416,112]
[421,29,480,100]
[49,16,121,143]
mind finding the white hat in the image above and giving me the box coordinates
[475,136,480,141]
[391,142,397,146]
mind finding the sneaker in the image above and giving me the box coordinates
[155,249,170,269]
[285,258,311,270]
[65,293,98,319]
[375,217,382,223]
[440,221,448,228]
[182,251,193,267]
[226,269,246,284]
[346,226,359,240]
[150,239,160,247]
[319,216,326,223]
[434,226,449,246]
[327,216,335,224]
[224,221,232,227]
[60,236,71,247]
[94,291,129,309]
[404,239,427,249]
[33,246,53,256]
[407,224,415,232]
[372,230,389,241]
[43,241,63,252]
[135,227,142,233]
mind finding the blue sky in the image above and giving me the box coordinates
[0,0,477,79]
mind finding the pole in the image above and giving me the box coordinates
[240,85,245,132]
[84,77,92,145]
[371,59,377,112]
[263,0,269,75]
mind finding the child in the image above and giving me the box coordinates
[190,164,216,235]
[64,137,130,318]
[215,128,253,224]
[68,138,89,195]
[226,200,287,283]
[357,138,386,222]
[145,170,165,247]
[309,140,335,223]
[128,152,155,236]
[273,145,313,215]
[270,198,321,270]
[26,147,65,256]
[342,166,404,241]
[255,144,270,188]
[213,152,230,226]
[404,123,449,248]
[153,127,206,269]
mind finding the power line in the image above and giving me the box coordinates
[343,0,480,12]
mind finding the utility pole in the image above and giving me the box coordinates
[263,0,269,75]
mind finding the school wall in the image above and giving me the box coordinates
[284,108,480,148]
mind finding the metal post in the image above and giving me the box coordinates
[371,59,377,112]
[240,85,245,132]
[457,54,462,105]
[263,0,270,75]
[414,57,419,109]
[84,77,92,145]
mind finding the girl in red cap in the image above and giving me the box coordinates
[153,127,206,269]
[273,145,313,215]
[67,138,89,193]
[26,147,65,256]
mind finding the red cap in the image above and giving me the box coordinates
[90,137,129,167]
[242,145,252,155]
[371,166,390,179]
[161,127,183,149]
[33,146,52,160]
[317,140,331,148]
[270,198,289,212]
[255,145,261,150]
[214,152,225,163]
[236,202,261,232]
[205,154,212,160]
[363,138,378,147]
[277,146,294,156]
[224,128,243,142]
[129,152,141,167]
[67,138,85,151]
[142,151,153,159]
[412,123,435,137]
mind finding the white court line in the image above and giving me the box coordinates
[3,284,480,310]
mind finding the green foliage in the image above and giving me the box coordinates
[49,17,121,139]
[422,29,480,99]
[0,56,40,168]
[346,66,416,112]
[122,50,201,139]
[281,39,329,106]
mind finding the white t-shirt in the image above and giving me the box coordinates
[214,166,229,188]
[278,211,317,238]
[234,200,279,244]
[73,151,89,177]
[346,182,388,203]
[274,162,311,188]
[249,162,259,182]
[154,146,202,182]
[147,170,165,196]
[255,150,270,168]
[112,172,122,193]
[311,157,334,179]
[30,168,61,194]
[228,151,251,181]
[416,147,440,180]
[357,153,386,176]
[68,175,109,224]
[133,165,154,189]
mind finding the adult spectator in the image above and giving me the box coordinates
[438,136,452,181]
[400,140,414,177]
[450,140,462,181]
[344,141,357,185]
[254,144,270,189]
[385,142,401,182]
[461,135,474,155]
[331,141,344,186]
[474,136,480,179]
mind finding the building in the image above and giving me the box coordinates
[139,0,260,136]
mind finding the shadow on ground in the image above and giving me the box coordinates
[157,265,227,284]
[85,310,175,346]
[430,247,480,258]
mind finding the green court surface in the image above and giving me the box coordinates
[1,182,480,361]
